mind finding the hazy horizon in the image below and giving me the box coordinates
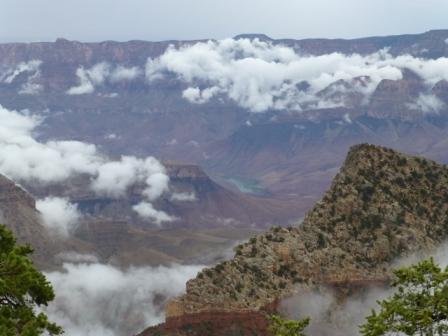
[2,0,448,43]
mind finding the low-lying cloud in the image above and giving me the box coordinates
[280,287,392,336]
[67,63,141,95]
[1,60,42,84]
[170,191,197,202]
[0,105,172,225]
[145,38,448,113]
[280,242,448,336]
[44,261,203,336]
[133,202,176,225]
[408,93,445,114]
[36,197,81,237]
[1,60,43,95]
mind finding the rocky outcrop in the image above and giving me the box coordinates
[141,144,448,335]
[140,310,273,336]
[0,175,57,267]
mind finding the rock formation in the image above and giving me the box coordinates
[141,144,448,335]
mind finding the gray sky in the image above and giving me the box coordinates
[1,0,448,42]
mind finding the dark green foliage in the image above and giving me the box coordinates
[0,224,63,336]
[360,258,448,336]
[270,315,310,336]
[317,233,326,248]
[393,177,406,188]
[359,185,375,203]
[359,214,382,230]
[397,157,407,166]
[250,245,258,257]
[215,263,225,273]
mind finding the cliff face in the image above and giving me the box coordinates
[0,175,57,267]
[19,162,294,267]
[26,162,291,230]
[2,31,448,220]
[142,144,448,335]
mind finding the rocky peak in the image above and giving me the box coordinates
[233,34,273,41]
[164,162,209,180]
[162,144,448,320]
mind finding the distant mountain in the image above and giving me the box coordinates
[142,144,448,335]
[1,30,448,223]
[15,163,295,267]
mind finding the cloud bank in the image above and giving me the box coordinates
[146,38,448,113]
[407,93,445,114]
[280,243,448,336]
[36,197,81,237]
[132,202,176,225]
[44,262,203,336]
[0,105,171,225]
[170,192,197,202]
[1,60,42,84]
[1,60,43,95]
[67,63,141,95]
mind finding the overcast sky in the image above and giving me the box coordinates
[1,0,447,42]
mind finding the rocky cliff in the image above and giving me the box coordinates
[2,31,448,219]
[20,162,292,267]
[142,144,448,335]
[0,175,58,267]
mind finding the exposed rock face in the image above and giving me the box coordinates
[0,175,56,267]
[19,162,293,267]
[142,144,448,335]
[26,162,291,231]
[139,310,272,336]
[2,30,448,223]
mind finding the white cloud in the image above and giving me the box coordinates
[0,105,171,225]
[67,63,110,95]
[145,40,403,112]
[170,192,197,202]
[44,262,203,336]
[66,68,95,95]
[110,65,141,82]
[343,113,352,124]
[133,202,176,225]
[279,242,448,336]
[55,252,99,263]
[407,93,445,114]
[1,60,42,84]
[182,86,220,104]
[67,63,141,95]
[36,197,81,237]
[146,38,448,113]
[91,156,167,199]
[280,287,392,336]
[19,81,43,95]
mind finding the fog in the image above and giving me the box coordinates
[44,261,203,336]
[0,105,173,227]
[146,39,448,113]
[279,243,448,335]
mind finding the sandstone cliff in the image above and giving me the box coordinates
[142,144,448,335]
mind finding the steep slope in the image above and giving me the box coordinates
[0,175,51,263]
[142,144,448,335]
[23,163,294,266]
[0,174,90,268]
[27,162,293,230]
[1,31,448,223]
